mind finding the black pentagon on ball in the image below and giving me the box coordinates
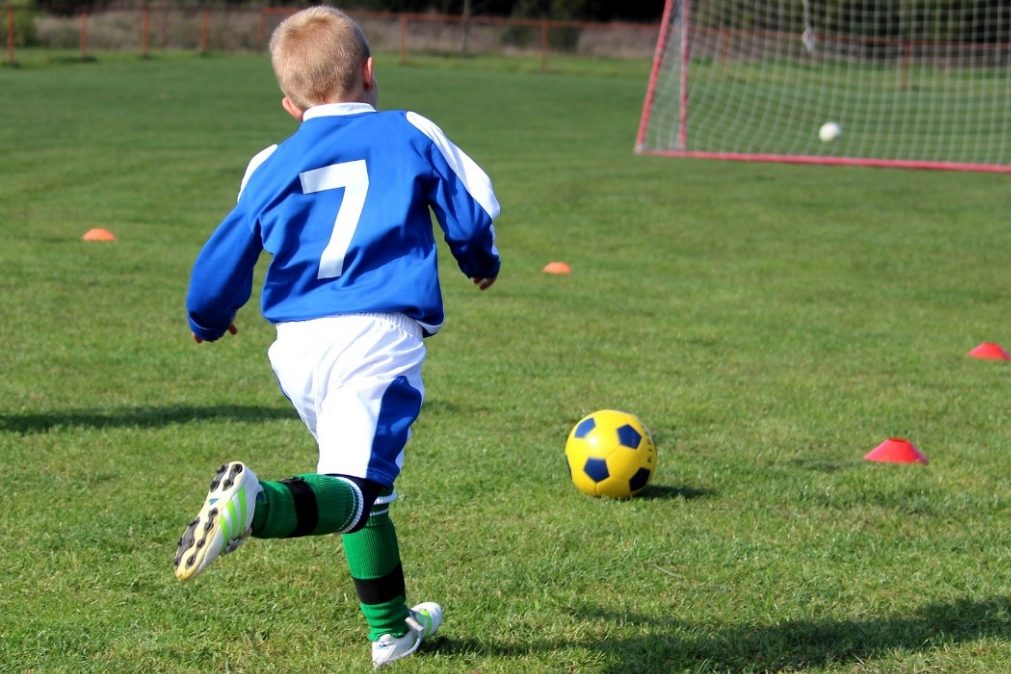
[574,417,596,438]
[629,467,651,492]
[583,457,609,482]
[616,424,642,449]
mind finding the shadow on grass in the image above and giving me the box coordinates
[0,404,294,434]
[430,596,1010,672]
[640,484,715,500]
[789,457,856,473]
[46,54,98,64]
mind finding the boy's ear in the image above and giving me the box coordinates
[281,97,304,121]
[360,57,378,106]
[362,57,375,91]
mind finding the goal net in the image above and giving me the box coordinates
[636,0,1011,172]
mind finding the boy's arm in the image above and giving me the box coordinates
[186,205,262,342]
[407,112,501,284]
[187,146,275,342]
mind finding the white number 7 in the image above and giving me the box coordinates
[299,160,370,279]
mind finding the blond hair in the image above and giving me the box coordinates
[269,6,371,110]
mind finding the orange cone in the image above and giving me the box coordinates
[543,261,571,275]
[82,228,116,242]
[865,438,928,465]
[967,342,1010,361]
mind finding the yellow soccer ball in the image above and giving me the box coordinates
[564,410,657,498]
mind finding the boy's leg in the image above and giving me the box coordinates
[342,487,409,640]
[258,313,438,665]
[247,475,441,658]
[172,463,440,666]
[251,473,371,538]
[343,487,443,668]
[268,314,433,647]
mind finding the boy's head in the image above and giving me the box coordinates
[269,6,375,115]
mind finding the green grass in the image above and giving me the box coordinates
[1,51,1010,673]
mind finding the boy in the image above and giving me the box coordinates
[174,6,500,668]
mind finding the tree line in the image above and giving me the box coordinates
[23,0,1011,43]
[26,0,668,22]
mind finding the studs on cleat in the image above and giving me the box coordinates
[210,465,228,491]
[174,519,198,566]
[174,461,254,581]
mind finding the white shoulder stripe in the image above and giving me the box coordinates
[238,144,278,201]
[405,111,500,220]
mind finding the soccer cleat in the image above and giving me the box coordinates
[371,602,442,668]
[173,461,260,582]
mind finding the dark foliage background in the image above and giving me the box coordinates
[26,0,668,22]
[22,0,1011,42]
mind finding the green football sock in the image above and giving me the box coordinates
[342,496,410,641]
[250,474,362,539]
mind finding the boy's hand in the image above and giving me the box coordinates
[472,277,496,291]
[193,323,238,344]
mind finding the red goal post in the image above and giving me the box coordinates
[636,0,1011,173]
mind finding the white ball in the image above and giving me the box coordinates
[819,121,842,142]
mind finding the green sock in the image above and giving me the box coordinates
[250,474,362,539]
[342,497,410,641]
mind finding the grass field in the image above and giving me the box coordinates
[1,50,1010,673]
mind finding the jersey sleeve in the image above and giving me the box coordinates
[187,148,277,340]
[186,201,263,342]
[406,112,501,280]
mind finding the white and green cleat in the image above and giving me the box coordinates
[371,602,443,668]
[173,461,259,582]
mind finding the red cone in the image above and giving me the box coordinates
[865,438,928,465]
[82,228,116,242]
[967,342,1010,361]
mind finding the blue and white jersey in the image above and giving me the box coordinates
[187,102,500,341]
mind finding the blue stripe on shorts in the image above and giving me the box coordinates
[367,375,423,486]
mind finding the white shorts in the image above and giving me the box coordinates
[267,312,426,486]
